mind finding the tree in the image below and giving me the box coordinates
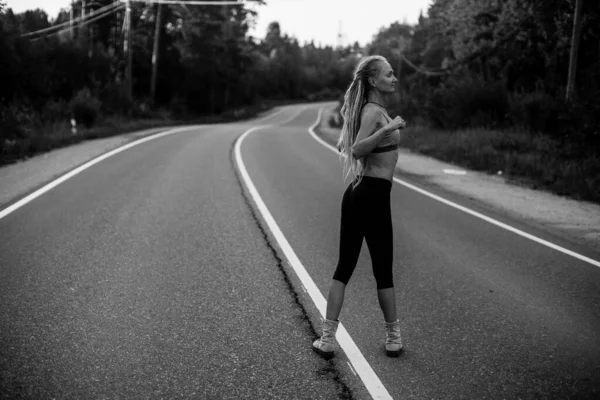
[367,22,413,79]
[17,9,51,33]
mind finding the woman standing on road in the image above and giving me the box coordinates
[312,55,406,359]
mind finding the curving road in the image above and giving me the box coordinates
[1,103,600,399]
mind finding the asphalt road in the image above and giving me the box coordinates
[1,104,600,399]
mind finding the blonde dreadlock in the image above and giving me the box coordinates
[337,55,387,187]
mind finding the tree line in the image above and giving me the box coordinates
[0,0,598,162]
[368,0,599,145]
[0,1,352,124]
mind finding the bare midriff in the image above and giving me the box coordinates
[362,104,400,182]
[363,150,399,182]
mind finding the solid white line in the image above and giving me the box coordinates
[0,105,293,222]
[234,120,393,400]
[307,107,600,269]
[0,125,202,221]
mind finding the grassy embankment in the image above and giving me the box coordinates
[0,100,294,168]
[318,104,600,205]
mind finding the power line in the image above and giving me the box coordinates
[23,0,248,105]
[21,1,122,38]
[120,0,245,5]
[399,53,448,77]
[29,3,125,41]
[400,0,547,78]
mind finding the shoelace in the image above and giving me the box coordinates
[386,325,402,344]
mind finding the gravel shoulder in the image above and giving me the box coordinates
[316,106,600,254]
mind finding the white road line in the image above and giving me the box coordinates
[307,107,600,269]
[0,125,202,221]
[234,122,393,400]
[0,105,295,222]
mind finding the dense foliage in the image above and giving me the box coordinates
[1,0,598,168]
[0,1,353,122]
[358,0,599,202]
[369,0,599,146]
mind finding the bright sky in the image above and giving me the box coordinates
[5,0,432,46]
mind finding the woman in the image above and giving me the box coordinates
[313,55,406,359]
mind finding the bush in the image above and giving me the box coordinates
[169,95,189,117]
[0,103,36,140]
[508,90,562,134]
[131,99,154,119]
[425,74,510,130]
[508,89,600,149]
[70,88,101,128]
[328,113,342,128]
[558,95,600,147]
[0,103,38,163]
[98,83,131,115]
[42,98,71,122]
[0,106,24,156]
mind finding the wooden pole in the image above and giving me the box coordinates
[124,0,133,103]
[566,0,584,102]
[81,0,86,46]
[70,1,74,40]
[150,2,163,107]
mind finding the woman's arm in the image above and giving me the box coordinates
[351,107,389,159]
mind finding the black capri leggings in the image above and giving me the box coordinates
[332,176,394,289]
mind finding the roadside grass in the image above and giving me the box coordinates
[0,102,275,167]
[0,116,177,167]
[321,106,600,205]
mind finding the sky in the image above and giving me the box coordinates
[5,0,433,46]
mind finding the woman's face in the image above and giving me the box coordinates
[370,61,398,93]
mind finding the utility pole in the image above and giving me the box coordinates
[566,0,584,102]
[124,0,133,103]
[81,0,86,47]
[150,2,163,107]
[337,20,342,51]
[70,1,74,40]
[133,0,243,108]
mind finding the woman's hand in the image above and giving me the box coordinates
[384,116,406,132]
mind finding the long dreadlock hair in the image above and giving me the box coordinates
[337,55,387,188]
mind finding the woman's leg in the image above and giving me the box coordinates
[364,183,396,322]
[325,279,347,321]
[328,182,364,320]
[377,287,397,323]
[364,183,403,356]
[313,182,363,358]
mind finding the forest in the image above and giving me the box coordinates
[1,0,598,202]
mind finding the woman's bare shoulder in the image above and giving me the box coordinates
[361,103,386,124]
[361,103,384,116]
[360,104,387,136]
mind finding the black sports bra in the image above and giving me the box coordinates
[365,102,400,154]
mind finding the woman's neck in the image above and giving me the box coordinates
[367,92,387,108]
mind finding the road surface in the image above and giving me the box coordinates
[1,103,599,399]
